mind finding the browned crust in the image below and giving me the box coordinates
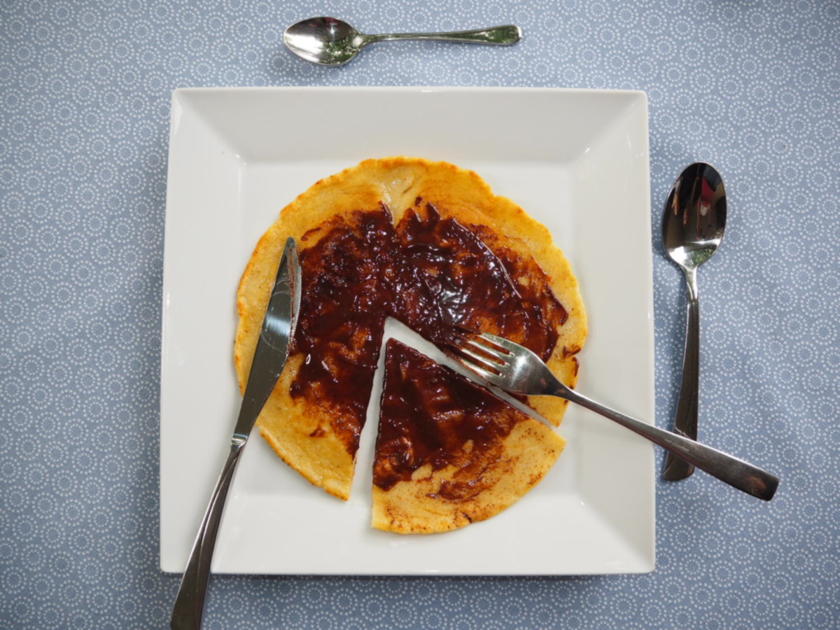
[371,419,565,534]
[234,157,588,503]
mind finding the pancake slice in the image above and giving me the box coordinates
[371,340,565,534]
[235,209,393,500]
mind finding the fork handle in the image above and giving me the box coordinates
[558,386,778,500]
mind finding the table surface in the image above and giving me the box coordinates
[1,0,838,628]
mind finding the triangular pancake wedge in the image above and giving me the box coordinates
[372,340,565,534]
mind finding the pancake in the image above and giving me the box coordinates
[234,157,587,506]
[372,340,565,534]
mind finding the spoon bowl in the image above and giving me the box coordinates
[663,163,727,275]
[283,17,522,66]
[283,17,367,66]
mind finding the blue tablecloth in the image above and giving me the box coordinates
[1,1,838,628]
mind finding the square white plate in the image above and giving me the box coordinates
[160,87,655,575]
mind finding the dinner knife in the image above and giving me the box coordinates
[170,237,301,630]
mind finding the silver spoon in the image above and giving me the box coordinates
[283,17,521,66]
[662,163,727,480]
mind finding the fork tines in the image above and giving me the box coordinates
[449,330,510,375]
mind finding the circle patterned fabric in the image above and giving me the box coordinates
[1,0,838,628]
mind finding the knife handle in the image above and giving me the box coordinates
[171,437,245,630]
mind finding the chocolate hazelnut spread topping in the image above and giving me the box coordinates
[289,200,566,481]
[374,340,523,493]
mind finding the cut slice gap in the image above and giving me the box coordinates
[347,322,389,508]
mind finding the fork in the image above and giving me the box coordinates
[452,332,778,501]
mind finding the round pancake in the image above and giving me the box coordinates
[234,157,588,502]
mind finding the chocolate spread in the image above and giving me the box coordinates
[374,339,523,493]
[289,200,566,484]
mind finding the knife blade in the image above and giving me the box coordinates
[233,237,301,440]
[171,237,301,630]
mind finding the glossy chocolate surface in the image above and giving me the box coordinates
[290,201,565,462]
[374,339,525,493]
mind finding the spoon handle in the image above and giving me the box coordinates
[663,268,700,480]
[368,25,521,45]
